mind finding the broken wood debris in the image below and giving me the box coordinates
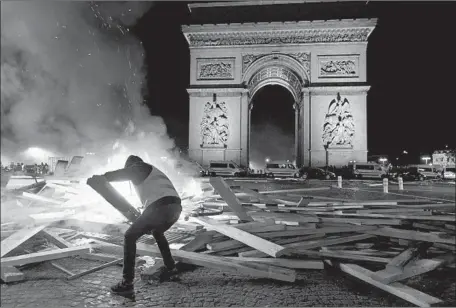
[1,175,454,307]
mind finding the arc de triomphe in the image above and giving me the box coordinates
[182,18,377,168]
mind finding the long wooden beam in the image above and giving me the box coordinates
[191,217,287,257]
[1,245,92,267]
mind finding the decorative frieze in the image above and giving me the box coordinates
[186,28,373,47]
[242,52,310,80]
[318,55,359,78]
[196,58,235,80]
[187,88,248,98]
[322,93,355,148]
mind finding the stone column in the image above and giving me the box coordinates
[240,91,250,168]
[301,89,311,167]
[293,102,299,166]
[248,101,253,168]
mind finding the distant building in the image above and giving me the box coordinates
[432,150,456,167]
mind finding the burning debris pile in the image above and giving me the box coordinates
[1,175,455,307]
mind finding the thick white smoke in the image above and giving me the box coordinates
[0,2,203,226]
[0,1,170,163]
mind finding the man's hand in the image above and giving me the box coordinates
[86,174,106,186]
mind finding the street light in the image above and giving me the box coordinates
[265,158,270,163]
[422,156,431,164]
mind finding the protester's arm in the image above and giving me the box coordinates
[103,163,152,184]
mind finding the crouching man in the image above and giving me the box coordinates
[92,155,182,297]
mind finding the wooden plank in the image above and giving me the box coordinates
[209,177,253,222]
[190,217,286,257]
[313,212,454,222]
[285,234,376,255]
[67,258,123,280]
[78,253,120,262]
[319,217,402,226]
[86,176,141,222]
[296,250,392,263]
[40,229,74,248]
[238,233,327,258]
[372,258,445,284]
[207,224,289,252]
[0,266,25,283]
[365,227,456,244]
[338,263,442,307]
[433,243,456,251]
[1,245,92,267]
[214,234,327,257]
[95,242,296,282]
[228,257,324,270]
[385,247,419,271]
[1,224,48,257]
[51,262,75,276]
[22,192,63,205]
[445,223,456,231]
[179,231,217,252]
[248,211,319,223]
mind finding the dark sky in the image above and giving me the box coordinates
[132,1,456,163]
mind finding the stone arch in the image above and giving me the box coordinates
[242,53,310,92]
[244,57,308,168]
[248,65,303,103]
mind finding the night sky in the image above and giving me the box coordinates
[132,1,456,164]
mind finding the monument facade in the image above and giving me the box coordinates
[182,18,377,168]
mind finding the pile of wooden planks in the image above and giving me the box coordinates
[1,176,455,307]
[169,177,454,307]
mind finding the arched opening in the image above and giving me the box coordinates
[249,85,296,171]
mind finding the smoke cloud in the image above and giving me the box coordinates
[250,123,295,170]
[0,1,170,165]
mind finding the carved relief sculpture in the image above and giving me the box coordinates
[242,52,310,80]
[318,55,359,78]
[200,98,229,148]
[322,93,355,148]
[197,58,235,80]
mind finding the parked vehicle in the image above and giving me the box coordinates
[442,167,455,180]
[408,164,441,179]
[264,161,299,178]
[175,160,207,177]
[349,162,388,179]
[299,167,336,180]
[207,161,247,177]
[393,166,427,181]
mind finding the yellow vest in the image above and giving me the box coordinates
[134,166,179,207]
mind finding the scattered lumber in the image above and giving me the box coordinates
[337,263,442,307]
[1,224,49,257]
[1,245,92,267]
[94,242,296,282]
[1,266,25,283]
[209,177,253,222]
[2,174,454,306]
[190,217,288,257]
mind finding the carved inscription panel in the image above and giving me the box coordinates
[196,58,235,80]
[318,55,359,78]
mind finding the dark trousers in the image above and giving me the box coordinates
[122,201,182,283]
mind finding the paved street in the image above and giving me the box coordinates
[1,179,455,307]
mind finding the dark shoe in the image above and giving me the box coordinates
[148,265,179,282]
[110,280,134,297]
